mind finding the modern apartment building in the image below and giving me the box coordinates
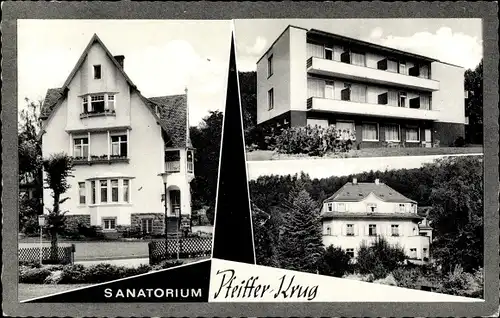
[256,25,467,148]
[39,34,195,237]
[321,179,432,261]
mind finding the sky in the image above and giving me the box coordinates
[246,154,483,180]
[18,19,232,126]
[234,19,483,72]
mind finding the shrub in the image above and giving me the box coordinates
[437,265,483,298]
[452,136,466,147]
[59,264,87,284]
[272,125,355,156]
[373,273,397,286]
[19,260,42,268]
[318,245,352,277]
[19,267,52,284]
[151,259,184,271]
[355,237,406,279]
[392,267,423,289]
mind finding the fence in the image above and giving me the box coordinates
[148,237,212,265]
[19,244,75,265]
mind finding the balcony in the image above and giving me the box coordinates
[165,161,181,173]
[80,109,116,119]
[72,155,129,165]
[306,57,440,92]
[187,161,194,174]
[307,97,439,121]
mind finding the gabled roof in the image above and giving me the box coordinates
[324,182,416,204]
[39,34,191,148]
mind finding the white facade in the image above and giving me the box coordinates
[41,35,194,232]
[320,181,432,261]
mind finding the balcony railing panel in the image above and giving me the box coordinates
[165,161,181,173]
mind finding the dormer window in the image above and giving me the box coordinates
[94,65,102,79]
[327,202,333,212]
[367,203,377,213]
[399,203,406,212]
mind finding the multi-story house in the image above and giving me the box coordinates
[39,34,195,237]
[256,25,468,148]
[321,178,432,261]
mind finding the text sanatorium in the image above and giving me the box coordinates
[104,288,203,298]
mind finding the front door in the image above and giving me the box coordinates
[424,129,432,147]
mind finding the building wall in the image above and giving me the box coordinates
[431,62,466,124]
[66,42,132,132]
[289,27,308,112]
[257,27,292,124]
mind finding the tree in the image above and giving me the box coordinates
[43,153,73,261]
[276,190,324,273]
[427,156,483,273]
[252,203,278,267]
[318,245,352,277]
[464,59,483,144]
[356,237,406,279]
[189,110,223,224]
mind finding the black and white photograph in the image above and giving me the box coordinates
[17,19,230,301]
[237,19,484,161]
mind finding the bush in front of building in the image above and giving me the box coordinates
[355,237,406,279]
[272,125,355,156]
[317,245,353,277]
[19,266,52,284]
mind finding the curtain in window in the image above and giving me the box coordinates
[307,78,325,98]
[387,91,398,106]
[362,123,378,140]
[350,84,367,103]
[420,95,431,110]
[405,127,419,141]
[385,125,400,141]
[307,118,329,129]
[387,59,398,72]
[351,52,365,66]
[307,43,324,58]
[419,64,430,78]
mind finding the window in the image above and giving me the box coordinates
[398,92,407,107]
[337,203,346,212]
[326,227,331,235]
[391,224,399,236]
[268,88,274,110]
[423,248,428,257]
[103,218,116,230]
[346,248,355,258]
[367,203,377,213]
[91,181,96,204]
[78,182,86,204]
[387,59,398,73]
[91,95,105,112]
[324,45,333,60]
[123,179,129,202]
[351,84,367,103]
[326,202,333,212]
[141,218,153,234]
[94,65,101,79]
[399,62,406,75]
[73,138,89,158]
[346,224,354,236]
[368,224,377,236]
[107,95,115,111]
[100,180,108,203]
[111,135,128,157]
[324,80,334,99]
[307,118,329,129]
[385,124,400,142]
[187,150,194,173]
[409,248,417,258]
[341,83,351,101]
[336,121,355,140]
[111,179,119,202]
[399,203,406,212]
[82,97,89,113]
[350,52,365,66]
[267,55,273,77]
[405,127,420,142]
[362,123,378,141]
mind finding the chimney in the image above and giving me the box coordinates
[375,178,380,185]
[114,55,125,69]
[352,178,357,185]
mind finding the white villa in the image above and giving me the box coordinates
[321,178,432,261]
[40,34,195,237]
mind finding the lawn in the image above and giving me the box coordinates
[19,283,93,302]
[246,147,483,161]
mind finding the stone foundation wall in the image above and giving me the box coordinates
[131,213,165,235]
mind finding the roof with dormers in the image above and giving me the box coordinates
[39,34,191,148]
[323,181,416,204]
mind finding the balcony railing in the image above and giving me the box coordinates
[72,155,129,165]
[80,109,116,119]
[165,161,181,173]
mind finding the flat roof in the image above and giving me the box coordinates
[255,25,463,69]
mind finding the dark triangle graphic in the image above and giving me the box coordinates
[24,260,211,303]
[212,32,255,264]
